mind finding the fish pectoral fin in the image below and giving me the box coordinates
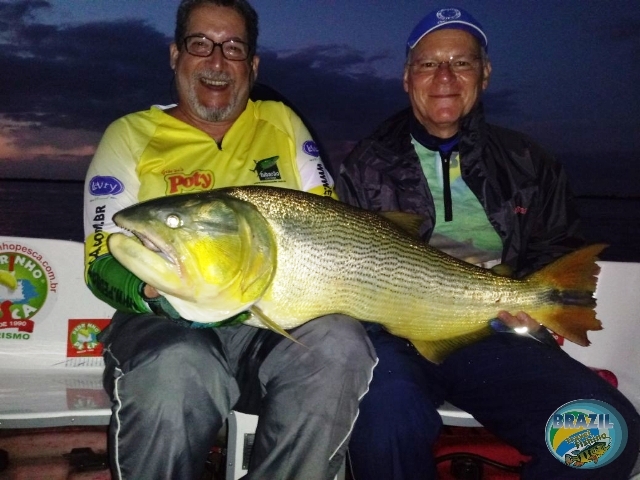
[236,202,277,302]
[250,306,306,347]
[239,260,275,302]
[409,327,492,364]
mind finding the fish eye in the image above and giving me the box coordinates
[166,214,182,229]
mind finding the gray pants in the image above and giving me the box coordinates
[100,311,377,480]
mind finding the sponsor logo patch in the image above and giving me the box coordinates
[303,141,320,157]
[67,318,111,357]
[89,176,124,196]
[251,156,282,182]
[166,170,214,194]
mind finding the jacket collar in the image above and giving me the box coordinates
[409,113,460,153]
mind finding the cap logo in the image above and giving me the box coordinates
[436,8,462,22]
[406,7,488,54]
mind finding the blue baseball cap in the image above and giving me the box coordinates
[406,7,488,55]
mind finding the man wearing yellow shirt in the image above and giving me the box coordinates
[83,1,376,478]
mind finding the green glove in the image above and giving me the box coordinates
[143,291,182,321]
[142,284,251,328]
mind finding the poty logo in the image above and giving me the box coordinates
[437,8,462,22]
[545,399,628,469]
[89,176,124,196]
[166,170,214,194]
[303,141,320,157]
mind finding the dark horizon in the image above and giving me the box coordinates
[2,177,640,202]
[2,149,639,200]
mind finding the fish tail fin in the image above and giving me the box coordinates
[531,243,606,292]
[528,243,607,346]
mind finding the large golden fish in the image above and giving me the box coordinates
[108,186,604,362]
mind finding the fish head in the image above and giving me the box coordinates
[108,191,277,321]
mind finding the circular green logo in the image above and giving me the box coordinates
[1,245,57,328]
[70,322,102,353]
[545,399,628,469]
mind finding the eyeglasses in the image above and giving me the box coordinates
[183,35,250,61]
[407,55,481,75]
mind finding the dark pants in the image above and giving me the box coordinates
[100,311,376,480]
[349,325,640,480]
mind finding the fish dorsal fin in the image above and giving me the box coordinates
[490,263,514,278]
[379,212,424,238]
[250,306,306,347]
[409,327,492,364]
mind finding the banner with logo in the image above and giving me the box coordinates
[0,236,115,369]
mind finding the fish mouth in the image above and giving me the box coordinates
[112,213,184,280]
[134,230,180,273]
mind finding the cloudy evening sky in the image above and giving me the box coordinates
[0,0,639,197]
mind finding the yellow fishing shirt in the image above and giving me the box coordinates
[83,100,335,312]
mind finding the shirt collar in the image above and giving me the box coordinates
[409,112,459,154]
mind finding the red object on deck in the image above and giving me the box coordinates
[434,426,530,480]
[590,367,619,388]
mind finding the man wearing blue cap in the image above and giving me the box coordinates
[338,7,640,479]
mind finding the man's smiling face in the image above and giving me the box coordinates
[404,29,491,138]
[170,3,259,124]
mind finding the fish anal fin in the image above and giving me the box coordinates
[250,306,306,347]
[409,327,492,363]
